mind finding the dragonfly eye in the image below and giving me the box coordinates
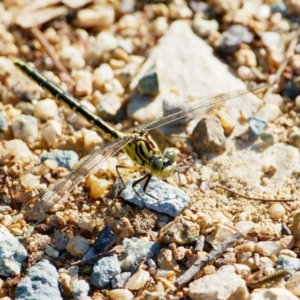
[165,150,177,163]
[150,157,164,175]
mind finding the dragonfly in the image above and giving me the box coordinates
[14,59,266,220]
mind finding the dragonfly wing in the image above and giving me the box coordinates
[22,136,133,221]
[144,85,267,131]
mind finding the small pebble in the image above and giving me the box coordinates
[256,4,271,21]
[137,64,161,95]
[93,63,114,88]
[66,236,90,258]
[4,139,32,157]
[279,249,297,258]
[74,70,93,97]
[260,132,278,145]
[85,175,112,199]
[34,99,58,120]
[109,289,134,300]
[0,112,8,132]
[235,48,257,67]
[111,272,131,289]
[42,120,62,146]
[76,4,115,28]
[94,225,116,251]
[157,248,179,270]
[73,279,90,300]
[158,216,199,245]
[255,241,282,256]
[289,131,300,150]
[237,65,254,80]
[261,31,281,49]
[96,94,122,121]
[126,269,151,290]
[90,254,121,288]
[247,116,268,140]
[45,245,60,258]
[20,173,40,190]
[192,116,226,153]
[295,95,300,109]
[59,45,85,69]
[283,79,300,98]
[12,115,38,144]
[192,18,218,39]
[268,203,285,219]
[78,213,95,232]
[40,151,79,170]
[276,255,300,275]
[15,102,35,115]
[217,25,254,54]
[271,2,287,16]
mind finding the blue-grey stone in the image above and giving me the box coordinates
[90,254,121,288]
[94,225,116,251]
[122,237,160,262]
[260,132,277,145]
[73,279,90,300]
[283,79,300,98]
[15,260,62,300]
[111,272,131,288]
[217,25,254,54]
[83,247,99,265]
[120,176,190,217]
[0,112,8,133]
[271,2,287,16]
[0,227,27,277]
[40,151,79,170]
[276,255,300,277]
[248,116,268,141]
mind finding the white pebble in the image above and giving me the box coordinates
[126,269,151,290]
[4,139,32,157]
[261,32,281,48]
[81,128,103,149]
[34,99,58,120]
[42,120,62,146]
[93,63,114,87]
[59,45,85,69]
[20,173,40,190]
[256,4,271,21]
[0,214,12,227]
[109,289,134,300]
[66,236,90,257]
[237,66,254,80]
[12,115,38,144]
[74,70,93,97]
[268,203,285,219]
[78,213,95,232]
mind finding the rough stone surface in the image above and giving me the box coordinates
[90,255,121,288]
[40,150,79,170]
[15,260,62,300]
[158,216,200,245]
[189,265,249,300]
[120,176,190,217]
[248,288,298,300]
[0,227,27,277]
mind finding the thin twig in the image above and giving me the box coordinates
[263,26,300,101]
[174,231,244,288]
[71,249,116,266]
[30,26,68,75]
[215,185,295,202]
[3,167,18,210]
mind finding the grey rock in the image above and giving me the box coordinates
[96,94,122,121]
[12,114,38,144]
[276,255,300,277]
[73,279,90,300]
[271,2,287,16]
[15,102,35,115]
[122,237,160,263]
[248,116,268,140]
[261,132,278,145]
[94,225,116,251]
[217,25,254,54]
[192,116,226,153]
[289,131,300,150]
[137,64,161,95]
[90,254,121,288]
[40,150,79,170]
[120,176,190,217]
[0,112,8,133]
[82,247,99,265]
[0,227,27,277]
[111,272,131,288]
[15,260,62,300]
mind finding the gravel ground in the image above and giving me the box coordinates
[0,0,300,299]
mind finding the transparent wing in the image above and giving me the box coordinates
[143,85,267,131]
[22,136,133,221]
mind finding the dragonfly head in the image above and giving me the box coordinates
[150,150,177,179]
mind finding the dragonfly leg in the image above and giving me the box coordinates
[116,165,142,189]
